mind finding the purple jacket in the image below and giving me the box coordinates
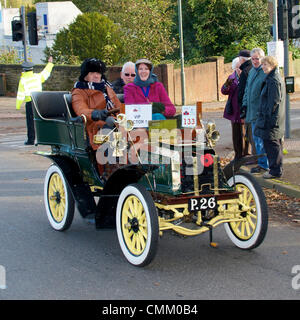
[124,82,176,118]
[221,71,243,123]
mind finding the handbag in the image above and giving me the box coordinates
[225,97,233,115]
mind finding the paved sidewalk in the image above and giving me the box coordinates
[0,95,299,198]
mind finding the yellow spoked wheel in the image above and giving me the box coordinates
[121,195,148,256]
[116,184,159,267]
[228,183,257,240]
[225,172,268,249]
[44,165,75,231]
[48,173,66,223]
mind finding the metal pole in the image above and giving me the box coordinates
[283,0,290,138]
[273,0,278,41]
[178,0,186,105]
[21,6,28,62]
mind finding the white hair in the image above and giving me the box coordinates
[251,48,265,58]
[121,61,135,73]
[232,57,240,70]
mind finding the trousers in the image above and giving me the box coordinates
[231,122,248,159]
[263,139,283,177]
[25,101,35,143]
[251,122,268,170]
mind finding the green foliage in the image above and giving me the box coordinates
[45,12,124,66]
[99,0,177,64]
[37,0,274,66]
[185,0,272,62]
[36,0,177,64]
[289,41,300,60]
[0,48,21,64]
[222,38,268,63]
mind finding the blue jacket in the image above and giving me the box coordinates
[254,68,285,140]
[242,65,266,123]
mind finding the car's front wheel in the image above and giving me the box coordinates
[116,184,159,267]
[225,172,268,249]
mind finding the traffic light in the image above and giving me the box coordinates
[278,0,288,40]
[288,0,300,39]
[277,0,300,40]
[11,19,24,42]
[27,12,38,45]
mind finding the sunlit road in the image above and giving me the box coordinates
[0,131,300,300]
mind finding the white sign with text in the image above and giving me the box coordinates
[125,104,152,128]
[181,105,197,128]
[267,41,284,67]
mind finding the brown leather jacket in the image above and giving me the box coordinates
[72,86,121,150]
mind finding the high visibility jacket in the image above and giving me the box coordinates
[16,62,54,110]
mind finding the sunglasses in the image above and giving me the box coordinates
[124,73,136,77]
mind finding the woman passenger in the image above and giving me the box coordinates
[124,58,176,119]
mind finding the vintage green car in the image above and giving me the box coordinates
[31,91,268,267]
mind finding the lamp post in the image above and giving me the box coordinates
[273,0,278,41]
[21,6,28,62]
[282,0,290,138]
[178,0,186,106]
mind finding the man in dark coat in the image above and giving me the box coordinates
[237,49,254,158]
[254,56,285,178]
[238,50,252,113]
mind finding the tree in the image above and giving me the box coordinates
[37,0,177,65]
[187,0,272,62]
[45,12,124,65]
[99,0,177,64]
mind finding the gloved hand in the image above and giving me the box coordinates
[152,102,165,114]
[91,109,108,121]
[224,78,233,87]
[103,116,116,129]
[240,106,247,119]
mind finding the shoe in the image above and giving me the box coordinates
[250,166,267,174]
[263,172,281,179]
[24,140,34,145]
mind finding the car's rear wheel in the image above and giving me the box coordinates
[44,164,75,231]
[116,184,159,267]
[225,172,268,249]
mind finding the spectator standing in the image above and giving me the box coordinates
[242,48,269,174]
[16,57,54,145]
[238,50,252,109]
[124,58,176,119]
[112,61,135,102]
[237,49,254,157]
[221,57,248,160]
[254,56,285,179]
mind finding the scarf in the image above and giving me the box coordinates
[74,80,114,110]
[133,65,158,87]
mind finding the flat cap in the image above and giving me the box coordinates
[21,61,35,71]
[238,50,251,58]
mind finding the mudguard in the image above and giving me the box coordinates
[38,153,97,218]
